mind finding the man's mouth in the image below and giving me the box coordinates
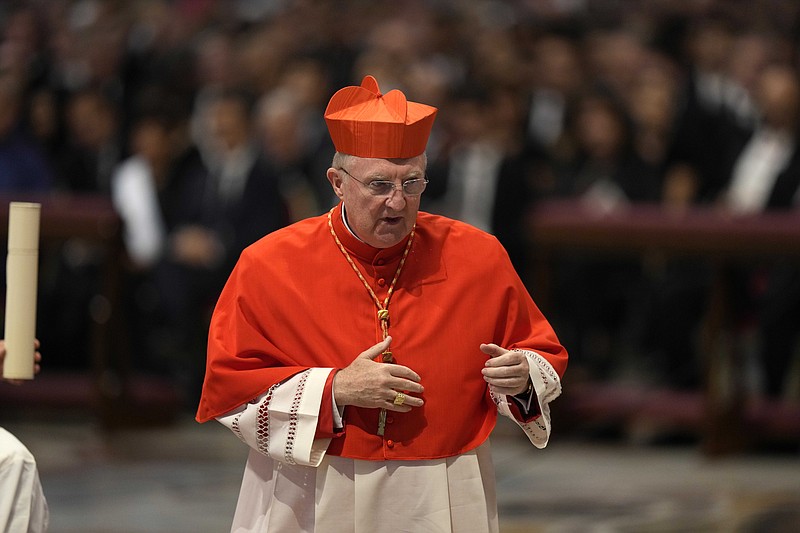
[381,216,402,225]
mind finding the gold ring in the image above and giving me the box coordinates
[393,392,406,406]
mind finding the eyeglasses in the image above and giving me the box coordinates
[337,167,429,197]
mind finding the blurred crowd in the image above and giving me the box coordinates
[1,0,800,405]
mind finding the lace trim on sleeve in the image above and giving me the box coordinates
[231,397,259,444]
[256,383,281,456]
[283,369,310,465]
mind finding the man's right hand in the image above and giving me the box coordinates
[333,336,424,412]
[0,339,42,385]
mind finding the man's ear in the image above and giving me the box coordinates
[327,167,345,200]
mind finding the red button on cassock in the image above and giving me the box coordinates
[386,439,394,448]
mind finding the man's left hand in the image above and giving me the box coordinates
[480,343,530,396]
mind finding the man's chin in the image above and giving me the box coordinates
[370,228,409,248]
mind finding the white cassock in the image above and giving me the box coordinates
[0,428,49,533]
[217,351,561,533]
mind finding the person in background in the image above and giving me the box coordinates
[56,88,121,194]
[720,64,800,399]
[648,62,800,394]
[152,88,289,402]
[108,106,178,380]
[111,112,173,271]
[0,74,53,191]
[0,340,48,533]
[196,75,567,532]
[524,32,584,161]
[425,83,541,280]
[255,85,332,221]
[34,88,122,372]
[549,87,658,382]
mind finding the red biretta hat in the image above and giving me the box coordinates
[324,75,437,159]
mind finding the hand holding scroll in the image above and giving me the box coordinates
[0,339,42,385]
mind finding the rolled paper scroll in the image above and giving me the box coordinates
[3,202,41,380]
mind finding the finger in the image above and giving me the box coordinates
[483,351,526,370]
[387,364,422,383]
[486,373,530,394]
[385,393,424,411]
[358,336,392,360]
[480,343,507,358]
[383,364,423,392]
[484,376,528,393]
[485,350,528,368]
[389,375,424,393]
[485,374,526,387]
[482,364,521,379]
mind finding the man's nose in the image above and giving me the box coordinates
[384,187,407,209]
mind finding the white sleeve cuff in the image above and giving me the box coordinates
[216,367,335,467]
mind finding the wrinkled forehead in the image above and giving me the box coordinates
[347,153,428,177]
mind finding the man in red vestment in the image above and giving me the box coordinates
[197,75,568,532]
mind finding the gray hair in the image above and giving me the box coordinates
[331,152,428,170]
[331,152,353,169]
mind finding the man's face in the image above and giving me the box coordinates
[327,155,426,248]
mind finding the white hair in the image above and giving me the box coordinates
[331,152,428,169]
